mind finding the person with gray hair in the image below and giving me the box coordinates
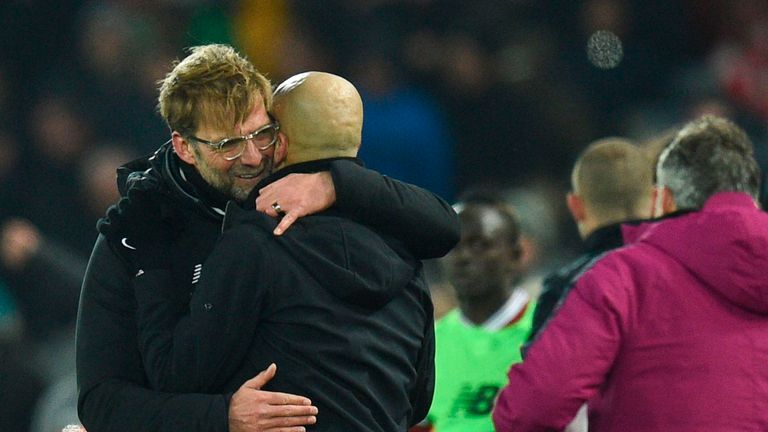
[493,115,768,431]
[653,115,760,215]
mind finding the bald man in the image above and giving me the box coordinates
[133,71,436,431]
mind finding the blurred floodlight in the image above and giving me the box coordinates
[586,30,623,69]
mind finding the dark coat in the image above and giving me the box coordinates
[136,199,434,430]
[76,143,457,432]
[523,222,626,355]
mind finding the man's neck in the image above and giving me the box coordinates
[458,288,512,325]
[177,158,231,211]
[459,288,530,330]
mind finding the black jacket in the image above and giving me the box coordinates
[522,222,626,355]
[136,196,434,430]
[76,144,457,432]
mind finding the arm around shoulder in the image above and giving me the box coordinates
[329,160,460,259]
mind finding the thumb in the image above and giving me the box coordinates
[241,363,277,390]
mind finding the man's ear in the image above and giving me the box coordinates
[662,187,677,214]
[652,186,677,217]
[274,132,289,167]
[566,192,586,222]
[172,132,197,166]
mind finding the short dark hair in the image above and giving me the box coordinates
[657,116,761,209]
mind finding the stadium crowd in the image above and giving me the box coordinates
[0,0,767,431]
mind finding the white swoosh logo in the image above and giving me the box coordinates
[121,237,137,250]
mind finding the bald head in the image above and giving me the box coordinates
[569,137,654,237]
[272,72,363,167]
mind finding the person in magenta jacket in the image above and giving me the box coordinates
[492,115,768,432]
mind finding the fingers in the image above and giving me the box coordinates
[258,407,317,431]
[239,364,314,406]
[274,211,299,236]
[262,413,318,431]
[259,391,315,407]
[231,411,316,432]
[263,428,308,432]
[265,428,308,432]
[241,363,277,390]
[256,183,280,216]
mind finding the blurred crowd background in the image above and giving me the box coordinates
[0,0,767,431]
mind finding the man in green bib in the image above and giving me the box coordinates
[417,192,534,432]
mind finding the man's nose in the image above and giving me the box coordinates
[238,139,265,166]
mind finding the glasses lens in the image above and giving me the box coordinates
[251,125,278,149]
[219,137,247,158]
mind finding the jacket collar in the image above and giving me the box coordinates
[620,192,756,244]
[582,222,628,255]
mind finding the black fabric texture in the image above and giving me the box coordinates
[77,144,451,432]
[136,199,435,431]
[522,222,628,356]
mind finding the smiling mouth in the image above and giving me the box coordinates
[234,169,265,180]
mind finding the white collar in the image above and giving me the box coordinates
[460,288,530,331]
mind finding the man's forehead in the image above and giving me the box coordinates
[198,102,268,136]
[461,206,507,238]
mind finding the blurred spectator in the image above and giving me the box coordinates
[350,46,455,200]
[0,336,45,432]
[417,191,534,432]
[493,115,767,431]
[62,2,171,154]
[233,0,290,77]
[1,141,134,342]
[78,144,136,218]
[0,131,22,222]
[707,0,768,121]
[0,0,764,428]
[0,143,133,392]
[0,218,84,348]
[17,93,96,256]
[525,137,654,352]
[30,372,82,432]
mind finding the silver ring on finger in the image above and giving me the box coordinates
[271,201,285,215]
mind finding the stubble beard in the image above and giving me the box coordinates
[195,154,275,203]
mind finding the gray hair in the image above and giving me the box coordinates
[656,115,760,210]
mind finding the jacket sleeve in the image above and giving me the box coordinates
[76,235,230,432]
[522,273,568,354]
[491,258,629,432]
[329,160,460,259]
[133,269,201,392]
[133,227,271,393]
[409,286,436,426]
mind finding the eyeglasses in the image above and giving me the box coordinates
[189,121,280,161]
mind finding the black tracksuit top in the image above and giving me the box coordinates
[76,143,459,432]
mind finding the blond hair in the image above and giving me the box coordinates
[157,44,272,136]
[572,137,653,221]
